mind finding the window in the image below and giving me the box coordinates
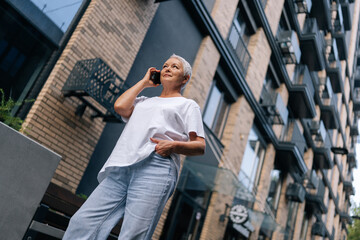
[238,127,266,194]
[284,201,299,240]
[203,80,231,139]
[299,211,309,240]
[266,169,283,215]
[227,7,253,74]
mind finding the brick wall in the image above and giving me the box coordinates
[22,0,158,192]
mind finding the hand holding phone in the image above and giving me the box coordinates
[150,71,161,85]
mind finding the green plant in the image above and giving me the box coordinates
[0,88,25,131]
[76,193,88,200]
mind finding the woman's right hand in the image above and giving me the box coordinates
[142,67,160,88]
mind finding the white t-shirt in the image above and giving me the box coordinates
[97,96,205,182]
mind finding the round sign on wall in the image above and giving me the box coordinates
[229,204,248,224]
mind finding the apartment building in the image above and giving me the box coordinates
[2,0,358,239]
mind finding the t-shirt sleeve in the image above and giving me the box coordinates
[120,96,148,122]
[184,105,205,139]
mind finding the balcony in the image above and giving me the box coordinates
[227,22,251,75]
[300,18,325,71]
[286,182,306,202]
[309,0,332,31]
[335,156,344,183]
[62,58,127,122]
[275,120,308,177]
[353,88,360,111]
[277,30,301,64]
[350,118,359,136]
[347,147,357,169]
[260,91,289,125]
[293,0,312,14]
[306,169,319,189]
[354,67,360,88]
[302,119,333,169]
[340,0,352,31]
[288,65,316,118]
[326,39,344,93]
[331,4,348,60]
[311,221,326,237]
[306,180,327,214]
[340,211,352,223]
[319,78,340,129]
[343,180,355,196]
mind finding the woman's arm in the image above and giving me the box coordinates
[150,132,206,157]
[114,67,159,118]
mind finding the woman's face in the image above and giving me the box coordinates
[161,58,188,88]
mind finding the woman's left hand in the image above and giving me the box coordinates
[150,138,174,157]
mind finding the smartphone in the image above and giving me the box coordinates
[150,71,161,85]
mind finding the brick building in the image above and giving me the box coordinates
[2,0,358,239]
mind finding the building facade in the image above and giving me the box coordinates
[3,0,358,239]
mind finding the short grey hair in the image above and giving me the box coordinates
[170,54,192,80]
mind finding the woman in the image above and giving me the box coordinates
[63,54,206,239]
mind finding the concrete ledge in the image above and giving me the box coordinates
[0,122,61,240]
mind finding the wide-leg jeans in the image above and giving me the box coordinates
[62,152,177,240]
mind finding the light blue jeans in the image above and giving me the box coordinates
[63,152,177,240]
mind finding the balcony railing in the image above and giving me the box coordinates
[354,67,360,88]
[62,58,127,122]
[309,0,332,31]
[288,64,316,118]
[340,0,352,30]
[277,30,302,64]
[306,180,327,214]
[300,18,325,71]
[326,52,343,93]
[347,146,357,169]
[353,88,360,111]
[303,119,333,169]
[319,78,340,129]
[227,22,251,75]
[260,90,289,125]
[331,3,348,60]
[280,119,307,157]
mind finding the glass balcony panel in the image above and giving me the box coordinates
[300,18,325,71]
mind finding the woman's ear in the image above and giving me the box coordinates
[182,75,190,84]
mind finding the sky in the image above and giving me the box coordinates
[30,0,83,32]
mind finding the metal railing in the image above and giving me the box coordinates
[280,119,307,157]
[292,64,315,97]
[227,22,251,75]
